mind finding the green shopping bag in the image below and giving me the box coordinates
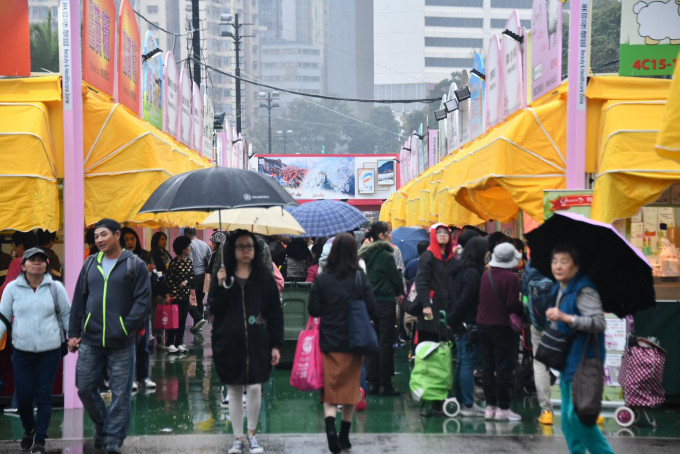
[409,340,453,403]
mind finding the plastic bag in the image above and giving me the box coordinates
[659,238,679,277]
[290,317,324,391]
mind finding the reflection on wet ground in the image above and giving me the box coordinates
[1,324,680,443]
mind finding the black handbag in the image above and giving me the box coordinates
[572,333,604,426]
[49,282,68,357]
[535,325,573,370]
[347,271,379,354]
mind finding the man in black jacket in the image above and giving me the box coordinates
[68,219,150,454]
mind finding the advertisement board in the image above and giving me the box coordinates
[485,35,504,131]
[178,68,192,147]
[543,189,593,219]
[459,70,471,147]
[470,53,485,140]
[447,83,461,153]
[502,10,525,118]
[619,0,680,76]
[530,0,563,102]
[203,93,214,159]
[162,51,179,139]
[83,0,115,95]
[191,82,203,154]
[142,31,163,129]
[258,155,397,199]
[117,0,140,115]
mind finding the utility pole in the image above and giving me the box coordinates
[221,13,254,136]
[277,129,293,154]
[259,91,280,154]
[191,0,201,85]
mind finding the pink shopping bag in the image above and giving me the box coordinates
[290,317,324,391]
[154,303,179,330]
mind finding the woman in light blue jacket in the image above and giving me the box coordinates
[0,247,70,454]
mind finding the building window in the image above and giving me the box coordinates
[425,17,484,28]
[425,37,484,48]
[490,0,534,9]
[147,5,159,14]
[425,57,474,68]
[425,0,483,6]
[490,18,532,28]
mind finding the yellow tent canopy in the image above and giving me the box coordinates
[83,87,212,227]
[656,60,680,159]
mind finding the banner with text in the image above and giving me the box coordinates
[117,0,140,115]
[83,0,115,95]
[191,82,203,155]
[178,68,192,147]
[530,0,563,102]
[162,51,179,139]
[142,31,163,129]
[502,10,525,118]
[485,35,504,131]
[470,53,485,140]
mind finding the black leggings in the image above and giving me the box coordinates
[478,325,517,409]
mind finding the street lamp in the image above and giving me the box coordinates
[259,91,280,154]
[220,13,254,136]
[276,129,293,154]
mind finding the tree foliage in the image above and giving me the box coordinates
[30,10,59,73]
[401,71,463,135]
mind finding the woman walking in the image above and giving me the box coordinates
[211,230,283,454]
[309,233,376,453]
[545,245,614,454]
[0,248,70,454]
[150,232,172,273]
[477,242,523,421]
[166,236,196,353]
[358,222,405,396]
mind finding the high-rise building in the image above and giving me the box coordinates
[374,0,533,115]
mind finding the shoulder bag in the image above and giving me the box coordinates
[534,293,574,370]
[572,333,604,426]
[488,270,523,333]
[347,271,379,354]
[49,282,68,356]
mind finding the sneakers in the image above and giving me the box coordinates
[247,434,264,453]
[142,378,157,389]
[4,406,18,414]
[132,381,139,391]
[460,403,485,417]
[20,429,35,450]
[227,439,244,454]
[166,345,178,353]
[30,441,45,454]
[494,407,522,422]
[538,410,554,425]
[484,405,497,420]
[177,344,188,353]
[190,319,206,333]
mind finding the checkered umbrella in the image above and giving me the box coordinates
[285,200,366,237]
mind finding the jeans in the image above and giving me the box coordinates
[560,379,614,454]
[135,318,150,381]
[530,326,553,412]
[13,348,61,443]
[366,300,396,388]
[478,325,517,409]
[166,299,189,347]
[76,343,135,450]
[455,332,480,408]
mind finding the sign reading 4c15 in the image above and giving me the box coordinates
[619,0,680,76]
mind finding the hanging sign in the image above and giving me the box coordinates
[117,0,141,115]
[142,31,163,129]
[619,0,680,76]
[192,82,203,154]
[83,0,115,95]
[470,53,485,140]
[502,10,525,118]
[178,68,192,147]
[203,94,215,160]
[162,51,179,139]
[484,35,503,131]
[459,70,471,147]
[429,129,438,168]
[530,0,563,102]
[447,83,461,153]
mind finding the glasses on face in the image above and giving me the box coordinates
[235,244,254,251]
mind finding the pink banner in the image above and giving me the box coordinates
[530,0,563,102]
[502,10,525,118]
[178,68,192,146]
[484,35,504,131]
[191,82,203,154]
[162,51,178,139]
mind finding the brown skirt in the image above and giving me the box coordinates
[322,352,362,405]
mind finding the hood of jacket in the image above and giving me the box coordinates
[427,223,453,262]
[358,240,394,268]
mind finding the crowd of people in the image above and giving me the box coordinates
[0,219,612,454]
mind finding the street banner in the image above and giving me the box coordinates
[543,189,593,219]
[619,0,680,76]
[459,70,471,146]
[162,51,179,139]
[203,93,214,160]
[417,124,425,175]
[178,68,192,147]
[142,31,163,129]
[232,128,240,169]
[224,120,233,167]
[192,82,203,154]
[83,0,115,95]
[429,129,438,168]
[215,132,224,167]
[117,0,141,115]
[447,83,461,153]
[530,0,563,102]
[411,133,419,182]
[470,53,485,140]
[485,35,504,131]
[0,0,30,76]
[502,10,525,118]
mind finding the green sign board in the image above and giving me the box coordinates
[619,0,680,77]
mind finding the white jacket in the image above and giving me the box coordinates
[0,274,70,353]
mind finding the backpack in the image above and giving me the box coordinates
[82,252,141,299]
[521,261,555,331]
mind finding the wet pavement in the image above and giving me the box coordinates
[2,324,680,452]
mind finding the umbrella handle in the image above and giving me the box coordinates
[221,275,235,289]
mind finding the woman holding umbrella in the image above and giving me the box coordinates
[545,244,614,454]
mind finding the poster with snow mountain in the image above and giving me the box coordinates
[258,156,397,200]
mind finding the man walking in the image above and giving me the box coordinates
[68,219,151,454]
[184,228,209,332]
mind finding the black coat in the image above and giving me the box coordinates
[447,261,483,332]
[210,272,283,385]
[415,251,455,334]
[308,270,376,352]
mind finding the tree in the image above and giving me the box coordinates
[401,71,463,135]
[30,10,59,73]
[344,106,402,154]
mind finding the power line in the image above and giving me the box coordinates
[133,8,191,37]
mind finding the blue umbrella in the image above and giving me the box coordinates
[286,200,366,237]
[392,227,429,264]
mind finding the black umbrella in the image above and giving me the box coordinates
[139,167,297,214]
[525,211,655,318]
